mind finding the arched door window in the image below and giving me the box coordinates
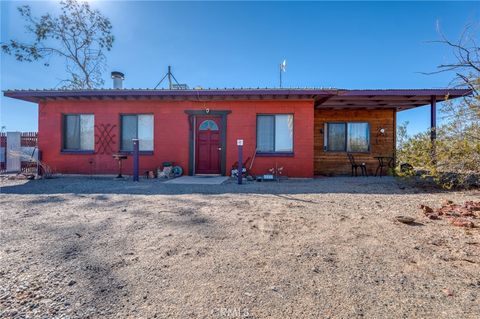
[199,120,219,131]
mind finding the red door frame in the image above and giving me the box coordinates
[195,116,222,174]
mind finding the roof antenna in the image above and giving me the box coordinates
[279,59,287,88]
[154,66,188,89]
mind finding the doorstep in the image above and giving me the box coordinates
[164,176,228,185]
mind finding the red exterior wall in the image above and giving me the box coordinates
[38,99,314,177]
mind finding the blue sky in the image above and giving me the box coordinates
[1,1,478,134]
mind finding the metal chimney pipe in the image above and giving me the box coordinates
[111,71,124,89]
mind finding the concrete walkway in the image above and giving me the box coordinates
[164,176,229,185]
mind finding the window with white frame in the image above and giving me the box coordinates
[120,114,154,151]
[62,114,94,151]
[324,122,370,152]
[256,114,293,153]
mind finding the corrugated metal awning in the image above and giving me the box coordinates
[316,89,470,111]
[3,87,472,111]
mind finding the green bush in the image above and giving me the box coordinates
[396,94,480,188]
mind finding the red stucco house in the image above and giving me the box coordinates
[4,84,470,178]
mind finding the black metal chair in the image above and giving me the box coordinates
[375,156,394,177]
[347,153,367,177]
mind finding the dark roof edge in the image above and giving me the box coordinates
[3,88,338,103]
[3,88,473,103]
[339,89,472,96]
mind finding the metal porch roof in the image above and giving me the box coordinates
[3,87,472,111]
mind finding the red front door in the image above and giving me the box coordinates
[195,116,221,174]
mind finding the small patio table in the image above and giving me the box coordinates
[374,156,394,177]
[112,153,128,178]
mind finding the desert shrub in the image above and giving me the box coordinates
[397,97,480,188]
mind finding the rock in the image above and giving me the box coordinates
[443,200,454,206]
[323,257,335,263]
[443,288,454,297]
[395,216,415,224]
[426,213,440,220]
[419,205,434,215]
[68,280,76,286]
[449,218,475,228]
[464,201,480,211]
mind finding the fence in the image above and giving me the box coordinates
[21,132,38,147]
[0,132,38,174]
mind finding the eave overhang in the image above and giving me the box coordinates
[3,88,472,111]
[3,88,336,103]
[316,89,472,111]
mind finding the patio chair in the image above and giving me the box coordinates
[374,156,394,177]
[347,153,367,177]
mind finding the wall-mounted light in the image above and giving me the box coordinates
[375,127,386,144]
[205,108,210,114]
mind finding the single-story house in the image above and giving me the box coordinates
[4,76,470,177]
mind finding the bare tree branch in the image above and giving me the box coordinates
[423,23,480,96]
[1,0,114,89]
[400,23,480,180]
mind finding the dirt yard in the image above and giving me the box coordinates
[0,176,479,318]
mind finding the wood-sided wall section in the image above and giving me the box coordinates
[314,108,396,176]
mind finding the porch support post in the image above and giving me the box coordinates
[430,95,437,165]
[132,138,139,182]
[237,141,243,185]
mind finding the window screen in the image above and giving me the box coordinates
[324,122,370,152]
[257,116,275,152]
[347,123,370,152]
[63,114,94,151]
[138,115,154,151]
[257,115,293,152]
[121,114,154,151]
[326,123,346,152]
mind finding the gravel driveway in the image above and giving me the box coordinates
[1,176,479,318]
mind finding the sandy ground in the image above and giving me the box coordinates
[0,176,479,319]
